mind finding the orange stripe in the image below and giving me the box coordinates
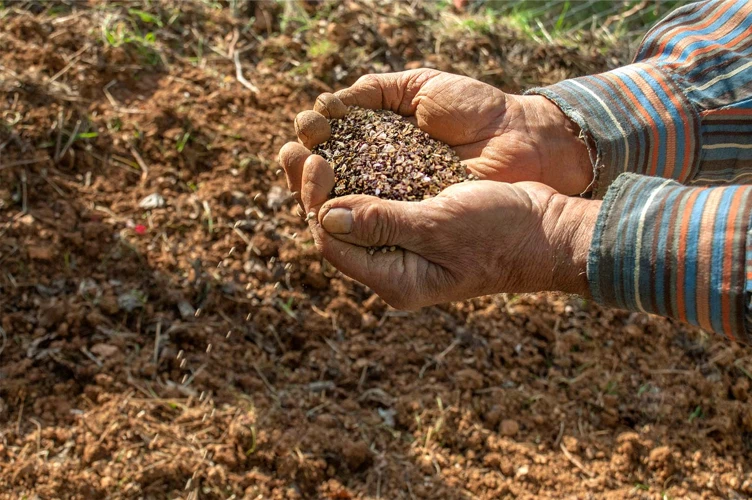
[702,108,752,118]
[679,19,752,67]
[720,188,746,341]
[606,67,661,175]
[655,1,735,59]
[696,189,724,332]
[676,189,704,322]
[641,64,693,180]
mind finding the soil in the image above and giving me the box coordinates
[1,2,751,499]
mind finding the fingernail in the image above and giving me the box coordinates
[321,208,352,234]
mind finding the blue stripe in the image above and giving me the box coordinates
[635,66,690,178]
[684,30,752,78]
[637,0,718,61]
[710,187,738,333]
[702,147,752,161]
[569,76,651,172]
[669,191,693,317]
[684,188,712,326]
[654,185,683,317]
[660,1,746,62]
[612,176,652,309]
[617,68,671,177]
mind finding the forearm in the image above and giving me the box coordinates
[577,173,752,341]
[527,0,752,197]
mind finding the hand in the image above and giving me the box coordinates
[278,144,599,309]
[293,68,594,195]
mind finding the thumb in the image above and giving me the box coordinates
[318,195,431,250]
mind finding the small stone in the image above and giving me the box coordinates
[28,245,54,261]
[266,185,288,211]
[177,300,196,319]
[341,441,371,471]
[138,193,165,210]
[90,343,119,358]
[500,419,519,437]
[99,294,120,315]
[455,368,483,391]
[118,290,145,312]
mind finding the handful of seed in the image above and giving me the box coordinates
[312,107,469,201]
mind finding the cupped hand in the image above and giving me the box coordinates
[278,143,598,309]
[294,69,594,195]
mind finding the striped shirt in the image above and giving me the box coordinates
[530,0,752,341]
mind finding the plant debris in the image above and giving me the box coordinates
[313,107,469,201]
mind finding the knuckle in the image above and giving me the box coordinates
[360,204,394,246]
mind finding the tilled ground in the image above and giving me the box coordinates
[1,2,751,499]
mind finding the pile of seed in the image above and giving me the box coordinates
[312,107,468,201]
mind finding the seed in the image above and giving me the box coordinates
[313,107,469,201]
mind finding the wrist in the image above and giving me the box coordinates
[519,95,593,195]
[542,193,600,297]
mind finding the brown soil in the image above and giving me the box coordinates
[1,2,750,499]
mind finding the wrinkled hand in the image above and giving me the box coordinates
[278,69,600,308]
[278,142,598,308]
[290,69,594,195]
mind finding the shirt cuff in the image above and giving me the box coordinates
[527,63,702,199]
[588,173,752,342]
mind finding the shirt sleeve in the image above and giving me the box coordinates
[527,0,752,199]
[589,172,752,342]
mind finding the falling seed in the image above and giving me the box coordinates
[246,313,252,321]
[206,343,212,353]
[284,263,293,271]
[291,232,297,239]
[226,330,232,339]
[177,350,184,360]
[305,212,315,221]
[253,193,261,201]
[229,247,236,256]
[182,374,188,384]
[274,282,280,289]
[275,169,282,175]
[199,391,205,401]
[185,478,192,490]
[180,359,187,368]
[245,283,252,290]
[194,308,201,318]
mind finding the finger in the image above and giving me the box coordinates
[294,110,331,149]
[278,142,310,200]
[301,154,335,214]
[314,92,348,119]
[334,69,440,115]
[318,195,431,251]
[314,230,426,310]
